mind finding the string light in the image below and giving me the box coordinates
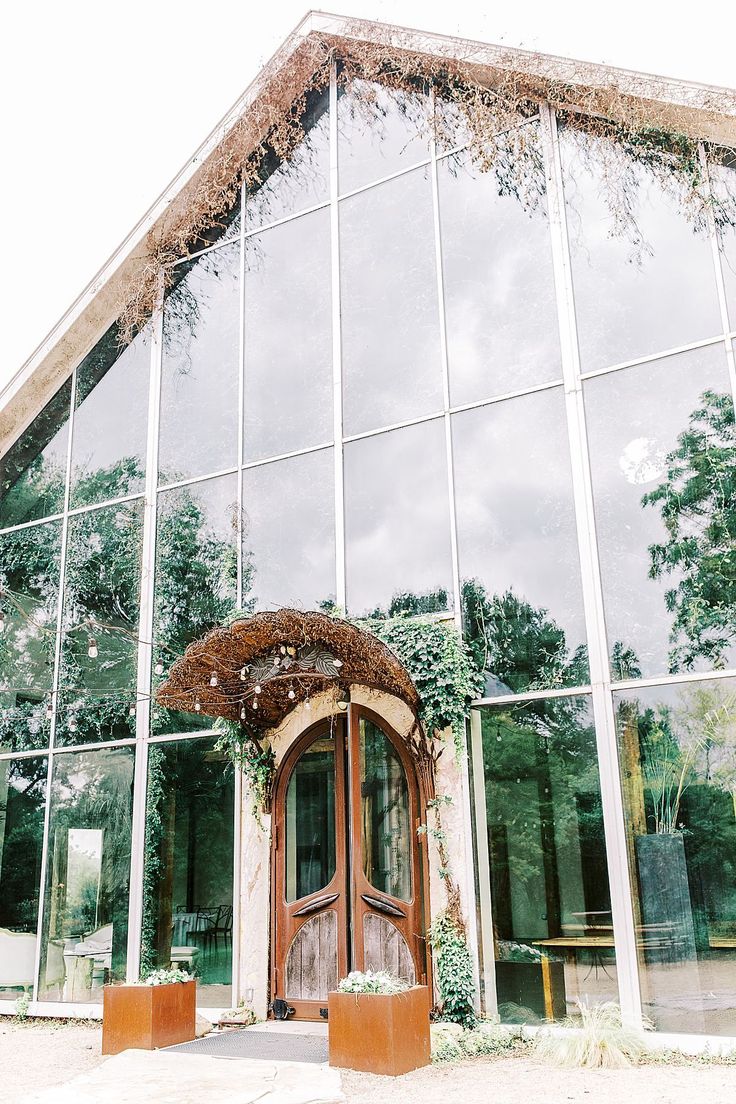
[129,702,137,717]
[87,635,99,660]
[68,716,78,733]
[45,701,53,720]
[252,698,258,710]
[288,687,295,700]
[240,705,247,721]
[240,667,247,681]
[194,696,201,713]
[254,683,262,694]
[154,660,164,676]
[210,671,218,688]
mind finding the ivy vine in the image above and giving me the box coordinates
[214,716,276,826]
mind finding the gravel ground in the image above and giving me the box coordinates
[3,1019,736,1104]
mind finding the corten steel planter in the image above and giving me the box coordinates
[102,980,196,1055]
[328,985,431,1075]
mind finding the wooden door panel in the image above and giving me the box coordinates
[285,910,338,1000]
[363,913,416,983]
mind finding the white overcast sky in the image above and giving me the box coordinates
[1,1,734,391]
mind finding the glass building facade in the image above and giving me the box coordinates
[1,66,735,1036]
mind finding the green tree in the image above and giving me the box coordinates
[642,389,736,672]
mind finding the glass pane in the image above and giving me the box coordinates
[141,738,234,1006]
[0,379,71,529]
[438,136,562,405]
[242,450,335,613]
[246,88,329,231]
[344,420,453,617]
[54,690,136,748]
[70,326,149,507]
[38,746,134,1002]
[453,389,589,695]
[60,501,144,691]
[0,755,47,996]
[585,345,736,679]
[152,474,238,735]
[340,167,443,435]
[285,734,336,903]
[0,521,62,692]
[614,679,736,1035]
[243,209,332,461]
[159,243,240,483]
[561,127,722,371]
[0,693,51,753]
[360,719,411,902]
[479,697,618,1023]
[338,78,431,194]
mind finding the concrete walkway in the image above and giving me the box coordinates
[28,1049,344,1104]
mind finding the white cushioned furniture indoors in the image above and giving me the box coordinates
[0,927,36,991]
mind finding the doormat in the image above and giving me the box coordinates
[166,1028,329,1064]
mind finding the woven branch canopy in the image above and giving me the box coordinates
[157,608,421,733]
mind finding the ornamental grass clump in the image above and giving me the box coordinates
[337,970,409,995]
[534,1002,651,1069]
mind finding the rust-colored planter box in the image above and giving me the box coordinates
[328,985,431,1076]
[102,980,196,1055]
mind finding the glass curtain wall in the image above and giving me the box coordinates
[1,68,735,1033]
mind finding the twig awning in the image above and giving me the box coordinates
[157,608,421,732]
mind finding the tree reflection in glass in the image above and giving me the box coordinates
[0,379,71,530]
[0,756,47,996]
[615,679,736,1035]
[37,746,134,1002]
[141,739,234,1007]
[480,697,618,1023]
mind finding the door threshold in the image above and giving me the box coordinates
[246,1020,329,1036]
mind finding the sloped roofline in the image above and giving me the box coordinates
[2,9,736,455]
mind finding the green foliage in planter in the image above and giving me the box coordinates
[337,969,410,995]
[139,967,192,986]
[429,912,477,1028]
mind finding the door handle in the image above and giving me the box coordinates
[293,892,339,917]
[361,893,406,918]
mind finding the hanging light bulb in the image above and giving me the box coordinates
[210,671,218,688]
[240,667,247,681]
[288,687,295,701]
[252,699,258,710]
[240,705,247,721]
[68,715,78,733]
[87,635,99,660]
[279,645,287,655]
[45,700,53,720]
[194,696,201,713]
[129,702,137,717]
[305,698,311,711]
[154,660,164,676]
[254,683,262,695]
[337,689,350,711]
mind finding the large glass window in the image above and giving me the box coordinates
[60,501,144,693]
[438,136,562,405]
[0,522,62,693]
[38,746,134,1002]
[142,738,234,1007]
[243,209,332,461]
[712,156,736,330]
[344,419,453,617]
[159,243,240,483]
[337,79,431,194]
[0,695,51,755]
[561,127,722,371]
[70,327,150,507]
[585,344,735,679]
[614,679,736,1035]
[0,379,71,529]
[246,89,329,231]
[340,166,443,435]
[152,474,238,735]
[453,389,589,695]
[243,449,335,613]
[0,755,47,997]
[477,697,618,1023]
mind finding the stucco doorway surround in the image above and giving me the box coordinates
[270,704,428,1020]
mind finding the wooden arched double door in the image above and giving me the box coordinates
[271,705,428,1020]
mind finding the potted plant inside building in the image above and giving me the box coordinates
[102,967,196,1055]
[328,970,431,1076]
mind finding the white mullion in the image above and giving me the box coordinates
[30,363,77,1002]
[472,683,594,708]
[699,146,736,410]
[541,103,643,1028]
[611,665,736,694]
[126,302,163,982]
[330,61,346,612]
[237,178,247,607]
